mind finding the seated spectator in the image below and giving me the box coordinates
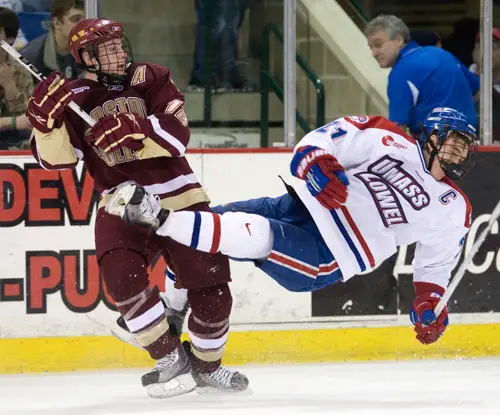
[0,0,28,49]
[20,0,84,80]
[365,14,478,138]
[0,0,21,12]
[0,7,33,150]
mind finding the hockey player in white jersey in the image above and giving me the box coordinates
[106,107,477,346]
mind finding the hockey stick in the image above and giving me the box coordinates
[434,199,500,318]
[0,39,96,127]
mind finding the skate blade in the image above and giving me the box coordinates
[146,373,197,399]
[195,385,253,396]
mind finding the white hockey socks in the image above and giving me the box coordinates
[163,272,188,312]
[157,211,273,260]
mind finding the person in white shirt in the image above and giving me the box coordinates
[106,107,478,346]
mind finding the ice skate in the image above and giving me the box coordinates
[141,344,196,398]
[193,365,250,394]
[183,341,250,394]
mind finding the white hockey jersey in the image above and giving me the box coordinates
[292,115,471,290]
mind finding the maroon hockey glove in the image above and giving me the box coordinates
[410,282,449,345]
[26,72,73,133]
[87,112,146,153]
[290,146,349,210]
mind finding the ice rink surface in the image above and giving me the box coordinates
[1,358,499,415]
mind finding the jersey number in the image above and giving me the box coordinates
[315,121,347,140]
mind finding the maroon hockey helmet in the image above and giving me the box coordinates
[68,18,133,85]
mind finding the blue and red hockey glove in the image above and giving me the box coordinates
[410,282,449,345]
[290,146,349,210]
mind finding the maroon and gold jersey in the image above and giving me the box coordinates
[31,62,209,211]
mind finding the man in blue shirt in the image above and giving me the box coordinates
[365,15,478,137]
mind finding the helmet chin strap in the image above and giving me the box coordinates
[84,40,132,86]
[97,70,128,86]
[424,132,468,180]
[424,135,441,173]
[441,161,463,180]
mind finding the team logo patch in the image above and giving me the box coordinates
[381,135,407,150]
[382,135,394,146]
[347,115,369,123]
[71,86,90,94]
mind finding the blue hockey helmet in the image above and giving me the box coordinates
[419,107,478,180]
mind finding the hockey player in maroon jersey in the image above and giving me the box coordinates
[26,17,248,398]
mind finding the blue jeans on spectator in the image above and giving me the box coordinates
[190,0,247,87]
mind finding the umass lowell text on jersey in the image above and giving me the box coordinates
[355,155,430,227]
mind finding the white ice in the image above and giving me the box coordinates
[1,359,499,415]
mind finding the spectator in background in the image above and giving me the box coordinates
[0,7,33,150]
[187,0,254,92]
[21,0,50,12]
[20,0,84,80]
[410,29,442,48]
[470,28,500,142]
[0,0,21,12]
[0,0,27,49]
[470,28,500,91]
[365,15,478,138]
[442,18,479,68]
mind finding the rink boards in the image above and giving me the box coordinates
[1,149,500,373]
